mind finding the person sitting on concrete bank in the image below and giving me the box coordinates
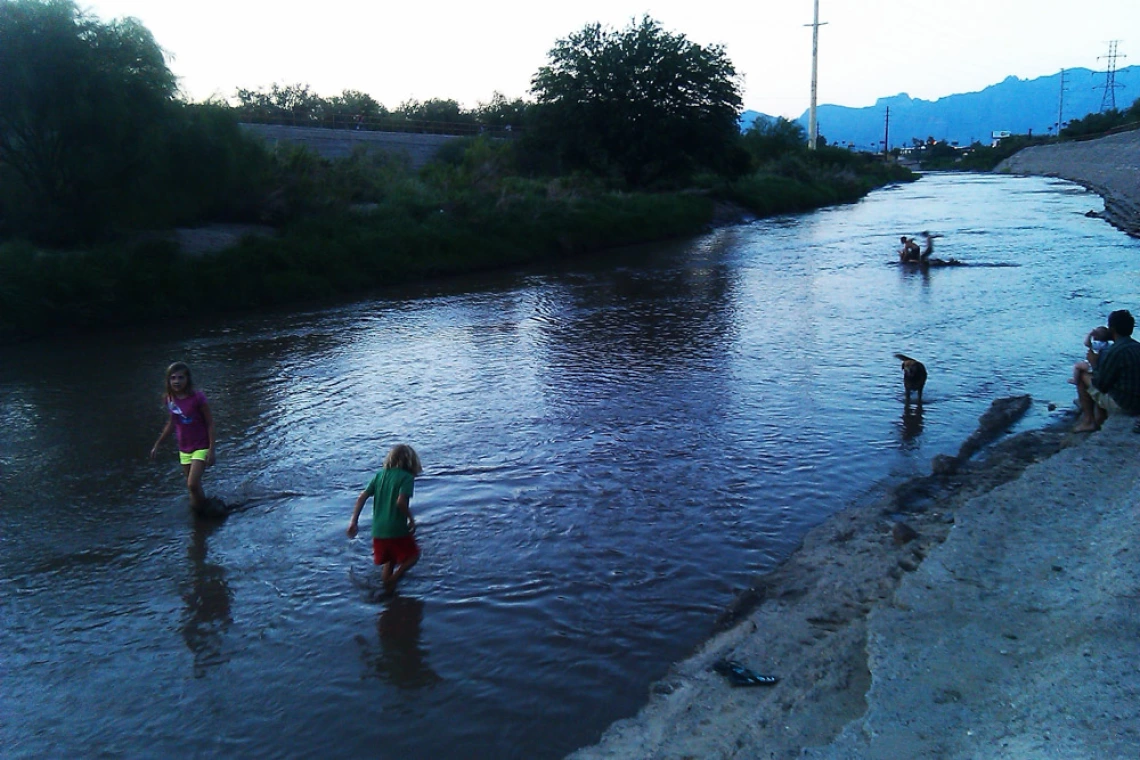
[1074,309,1140,432]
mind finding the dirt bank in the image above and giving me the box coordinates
[996,129,1140,237]
[569,405,1140,759]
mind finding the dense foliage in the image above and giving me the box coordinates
[233,83,530,135]
[0,0,175,241]
[530,16,745,187]
[0,6,915,341]
[0,0,271,243]
[740,117,810,163]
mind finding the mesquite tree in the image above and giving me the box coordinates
[530,16,743,187]
[0,0,177,242]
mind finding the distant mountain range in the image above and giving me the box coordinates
[740,65,1140,150]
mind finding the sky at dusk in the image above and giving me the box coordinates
[80,1,1137,119]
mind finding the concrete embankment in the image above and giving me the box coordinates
[996,129,1140,237]
[570,412,1140,760]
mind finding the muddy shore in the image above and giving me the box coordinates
[569,137,1140,759]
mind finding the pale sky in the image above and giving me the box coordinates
[81,1,1136,119]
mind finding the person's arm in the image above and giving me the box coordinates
[347,491,370,537]
[1091,347,1117,390]
[1083,330,1099,366]
[150,417,173,460]
[200,401,216,466]
[396,492,415,535]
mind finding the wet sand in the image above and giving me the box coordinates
[569,135,1140,759]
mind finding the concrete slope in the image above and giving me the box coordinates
[808,414,1140,759]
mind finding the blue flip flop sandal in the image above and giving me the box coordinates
[712,659,779,686]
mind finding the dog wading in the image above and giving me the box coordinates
[894,353,927,404]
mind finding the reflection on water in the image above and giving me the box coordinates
[2,174,1138,759]
[181,518,233,677]
[901,402,925,443]
[356,595,441,689]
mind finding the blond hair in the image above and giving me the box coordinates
[383,443,423,475]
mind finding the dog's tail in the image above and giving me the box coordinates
[894,353,916,363]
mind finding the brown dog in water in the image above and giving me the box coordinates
[894,353,927,403]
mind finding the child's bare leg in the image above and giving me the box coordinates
[185,460,208,509]
[380,561,394,585]
[1074,379,1100,431]
[388,554,420,589]
[1071,361,1091,385]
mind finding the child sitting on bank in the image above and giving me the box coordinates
[1070,325,1113,386]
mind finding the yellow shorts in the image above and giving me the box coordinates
[179,449,210,465]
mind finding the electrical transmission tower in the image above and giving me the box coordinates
[1096,41,1126,112]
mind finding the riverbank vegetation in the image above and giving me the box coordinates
[911,96,1140,171]
[0,1,913,340]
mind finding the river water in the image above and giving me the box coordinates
[2,173,1137,759]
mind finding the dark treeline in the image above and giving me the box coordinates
[0,1,913,340]
[232,84,527,135]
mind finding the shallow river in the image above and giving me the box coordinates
[3,173,1138,758]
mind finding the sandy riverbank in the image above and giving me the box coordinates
[568,141,1140,759]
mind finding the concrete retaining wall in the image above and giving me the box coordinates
[240,123,460,169]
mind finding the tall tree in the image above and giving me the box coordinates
[396,98,476,130]
[233,83,322,124]
[741,117,807,164]
[530,16,742,186]
[0,0,178,241]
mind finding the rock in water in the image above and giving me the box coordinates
[956,395,1032,461]
[194,497,229,520]
[931,453,959,476]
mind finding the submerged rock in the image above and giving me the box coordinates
[193,496,229,520]
[930,395,1033,475]
[957,395,1033,460]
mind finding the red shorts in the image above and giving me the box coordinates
[372,536,420,566]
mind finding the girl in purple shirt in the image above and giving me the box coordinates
[151,362,216,513]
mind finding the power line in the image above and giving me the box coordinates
[1096,40,1127,112]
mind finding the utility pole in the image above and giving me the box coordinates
[1056,69,1067,134]
[805,0,827,150]
[1097,40,1126,112]
[883,106,890,155]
